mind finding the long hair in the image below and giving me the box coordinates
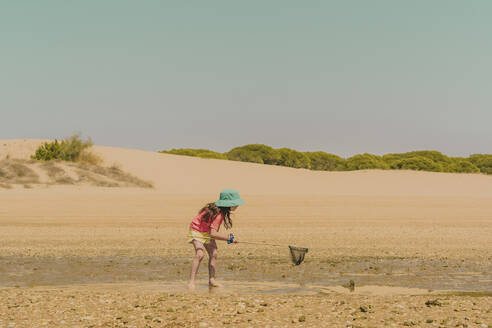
[199,203,232,229]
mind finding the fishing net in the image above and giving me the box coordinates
[240,241,309,265]
[289,246,309,265]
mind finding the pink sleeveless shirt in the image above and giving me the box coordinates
[190,211,224,233]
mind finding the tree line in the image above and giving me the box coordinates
[160,144,492,174]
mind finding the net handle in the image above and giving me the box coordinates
[238,241,288,247]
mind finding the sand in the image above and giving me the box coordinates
[0,139,491,327]
[2,284,491,328]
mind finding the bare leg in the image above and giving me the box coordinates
[204,239,222,287]
[189,240,205,291]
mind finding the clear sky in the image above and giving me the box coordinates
[1,1,491,157]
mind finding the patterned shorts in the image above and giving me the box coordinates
[188,227,211,244]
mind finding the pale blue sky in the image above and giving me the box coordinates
[1,1,491,157]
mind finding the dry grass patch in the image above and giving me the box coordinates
[65,162,153,188]
[0,159,39,185]
[0,159,152,188]
[69,162,153,188]
[77,149,103,165]
[73,167,119,187]
[87,164,153,188]
[41,161,75,185]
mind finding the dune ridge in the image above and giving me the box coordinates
[1,139,491,196]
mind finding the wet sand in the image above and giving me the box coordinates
[1,191,491,290]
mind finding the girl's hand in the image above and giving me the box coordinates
[211,229,233,242]
[232,238,238,243]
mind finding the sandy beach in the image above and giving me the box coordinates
[1,139,491,327]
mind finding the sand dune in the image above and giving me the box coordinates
[99,145,492,196]
[1,138,491,196]
[1,139,491,327]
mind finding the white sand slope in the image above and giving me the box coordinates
[1,139,491,197]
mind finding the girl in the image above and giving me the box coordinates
[188,189,245,291]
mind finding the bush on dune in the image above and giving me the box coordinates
[390,156,442,172]
[304,151,346,171]
[383,150,451,167]
[409,151,455,172]
[444,158,480,173]
[383,151,482,173]
[226,145,311,169]
[468,154,492,174]
[407,150,451,163]
[346,153,389,170]
[32,135,97,163]
[32,140,64,161]
[277,148,311,169]
[161,148,226,160]
[226,144,280,165]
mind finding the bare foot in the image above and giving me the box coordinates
[208,279,223,288]
[188,282,196,292]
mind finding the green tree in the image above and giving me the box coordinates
[277,148,311,169]
[226,144,280,165]
[390,156,442,172]
[383,150,451,168]
[346,153,389,170]
[304,152,345,171]
[468,154,492,174]
[155,144,490,175]
[446,158,480,173]
[160,148,226,159]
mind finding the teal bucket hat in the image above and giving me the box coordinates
[215,189,245,207]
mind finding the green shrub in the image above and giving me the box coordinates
[346,153,389,170]
[62,135,94,161]
[226,149,264,163]
[406,150,451,163]
[277,148,311,169]
[32,135,93,162]
[226,144,280,165]
[32,140,63,161]
[382,150,478,172]
[468,154,492,174]
[304,152,345,171]
[439,157,479,173]
[383,150,451,168]
[381,153,404,165]
[390,156,442,172]
[161,148,226,160]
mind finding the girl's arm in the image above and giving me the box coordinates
[210,228,238,243]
